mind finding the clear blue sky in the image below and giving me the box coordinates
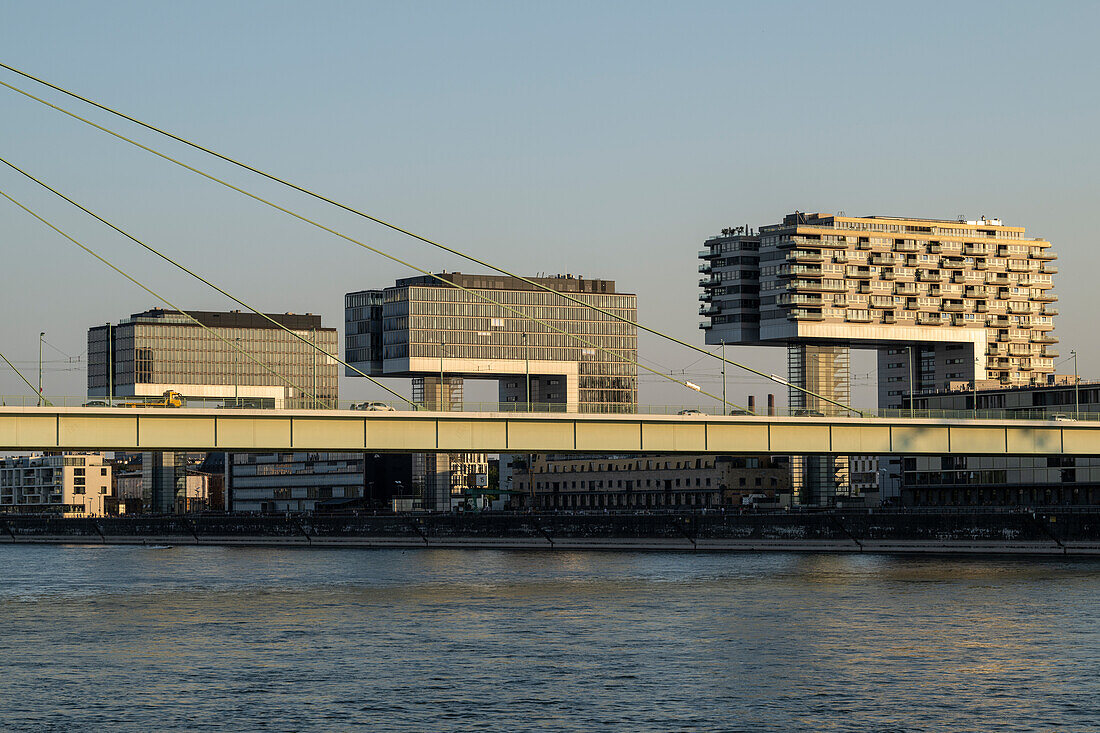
[1,1,1097,407]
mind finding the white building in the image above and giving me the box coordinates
[0,453,112,517]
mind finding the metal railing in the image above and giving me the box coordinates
[3,395,1100,422]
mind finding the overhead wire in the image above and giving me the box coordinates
[0,84,744,413]
[0,347,48,404]
[0,155,416,409]
[0,188,326,408]
[0,64,857,415]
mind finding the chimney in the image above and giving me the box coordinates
[747,395,756,413]
[767,394,776,416]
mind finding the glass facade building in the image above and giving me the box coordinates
[88,309,338,408]
[346,273,638,412]
[346,273,638,511]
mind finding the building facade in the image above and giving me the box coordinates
[230,452,412,513]
[89,309,338,408]
[513,453,789,510]
[700,212,1058,504]
[89,309,340,512]
[0,453,112,516]
[346,273,638,510]
[900,379,1100,507]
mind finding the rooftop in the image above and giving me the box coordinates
[92,309,333,332]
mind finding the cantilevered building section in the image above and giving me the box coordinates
[700,212,1058,503]
[346,273,638,413]
[346,273,638,511]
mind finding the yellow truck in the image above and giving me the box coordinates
[120,390,185,408]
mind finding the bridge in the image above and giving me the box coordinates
[1,406,1097,455]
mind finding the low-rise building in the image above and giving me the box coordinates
[229,452,412,513]
[513,453,789,510]
[902,378,1100,506]
[0,452,112,516]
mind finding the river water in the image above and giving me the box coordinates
[0,545,1097,732]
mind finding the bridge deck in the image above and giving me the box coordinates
[0,407,1095,455]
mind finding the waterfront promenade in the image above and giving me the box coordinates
[5,509,1100,555]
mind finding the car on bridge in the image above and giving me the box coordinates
[351,401,396,412]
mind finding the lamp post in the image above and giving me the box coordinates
[906,345,914,417]
[972,356,979,419]
[37,332,44,407]
[234,336,241,407]
[1071,350,1079,419]
[523,331,530,412]
[721,340,727,413]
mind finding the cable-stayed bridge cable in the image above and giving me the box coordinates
[0,348,48,404]
[0,188,326,408]
[0,64,856,415]
[0,88,742,412]
[0,155,417,409]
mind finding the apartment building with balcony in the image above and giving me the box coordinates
[0,452,112,517]
[700,212,1058,504]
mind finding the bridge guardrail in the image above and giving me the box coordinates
[2,395,1099,422]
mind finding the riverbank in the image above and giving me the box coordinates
[4,510,1100,555]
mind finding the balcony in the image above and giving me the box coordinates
[788,309,825,321]
[916,313,944,325]
[845,267,873,279]
[893,241,919,253]
[780,264,823,278]
[845,311,872,323]
[698,292,712,302]
[1034,291,1058,302]
[698,248,719,259]
[787,250,824,263]
[698,263,712,274]
[942,302,965,312]
[986,274,1010,285]
[1042,265,1059,274]
[1007,260,1033,272]
[699,276,719,288]
[699,304,720,316]
[918,270,943,282]
[894,283,919,296]
[870,253,897,266]
[940,258,966,270]
[964,244,993,256]
[989,317,1011,328]
[1042,348,1059,358]
[779,292,825,306]
[1030,249,1057,260]
[1043,307,1059,316]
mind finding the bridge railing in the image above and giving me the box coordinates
[2,394,1099,422]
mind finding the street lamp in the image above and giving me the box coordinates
[721,340,727,413]
[1071,349,1079,419]
[907,346,914,417]
[234,336,241,407]
[37,332,44,407]
[523,330,530,412]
